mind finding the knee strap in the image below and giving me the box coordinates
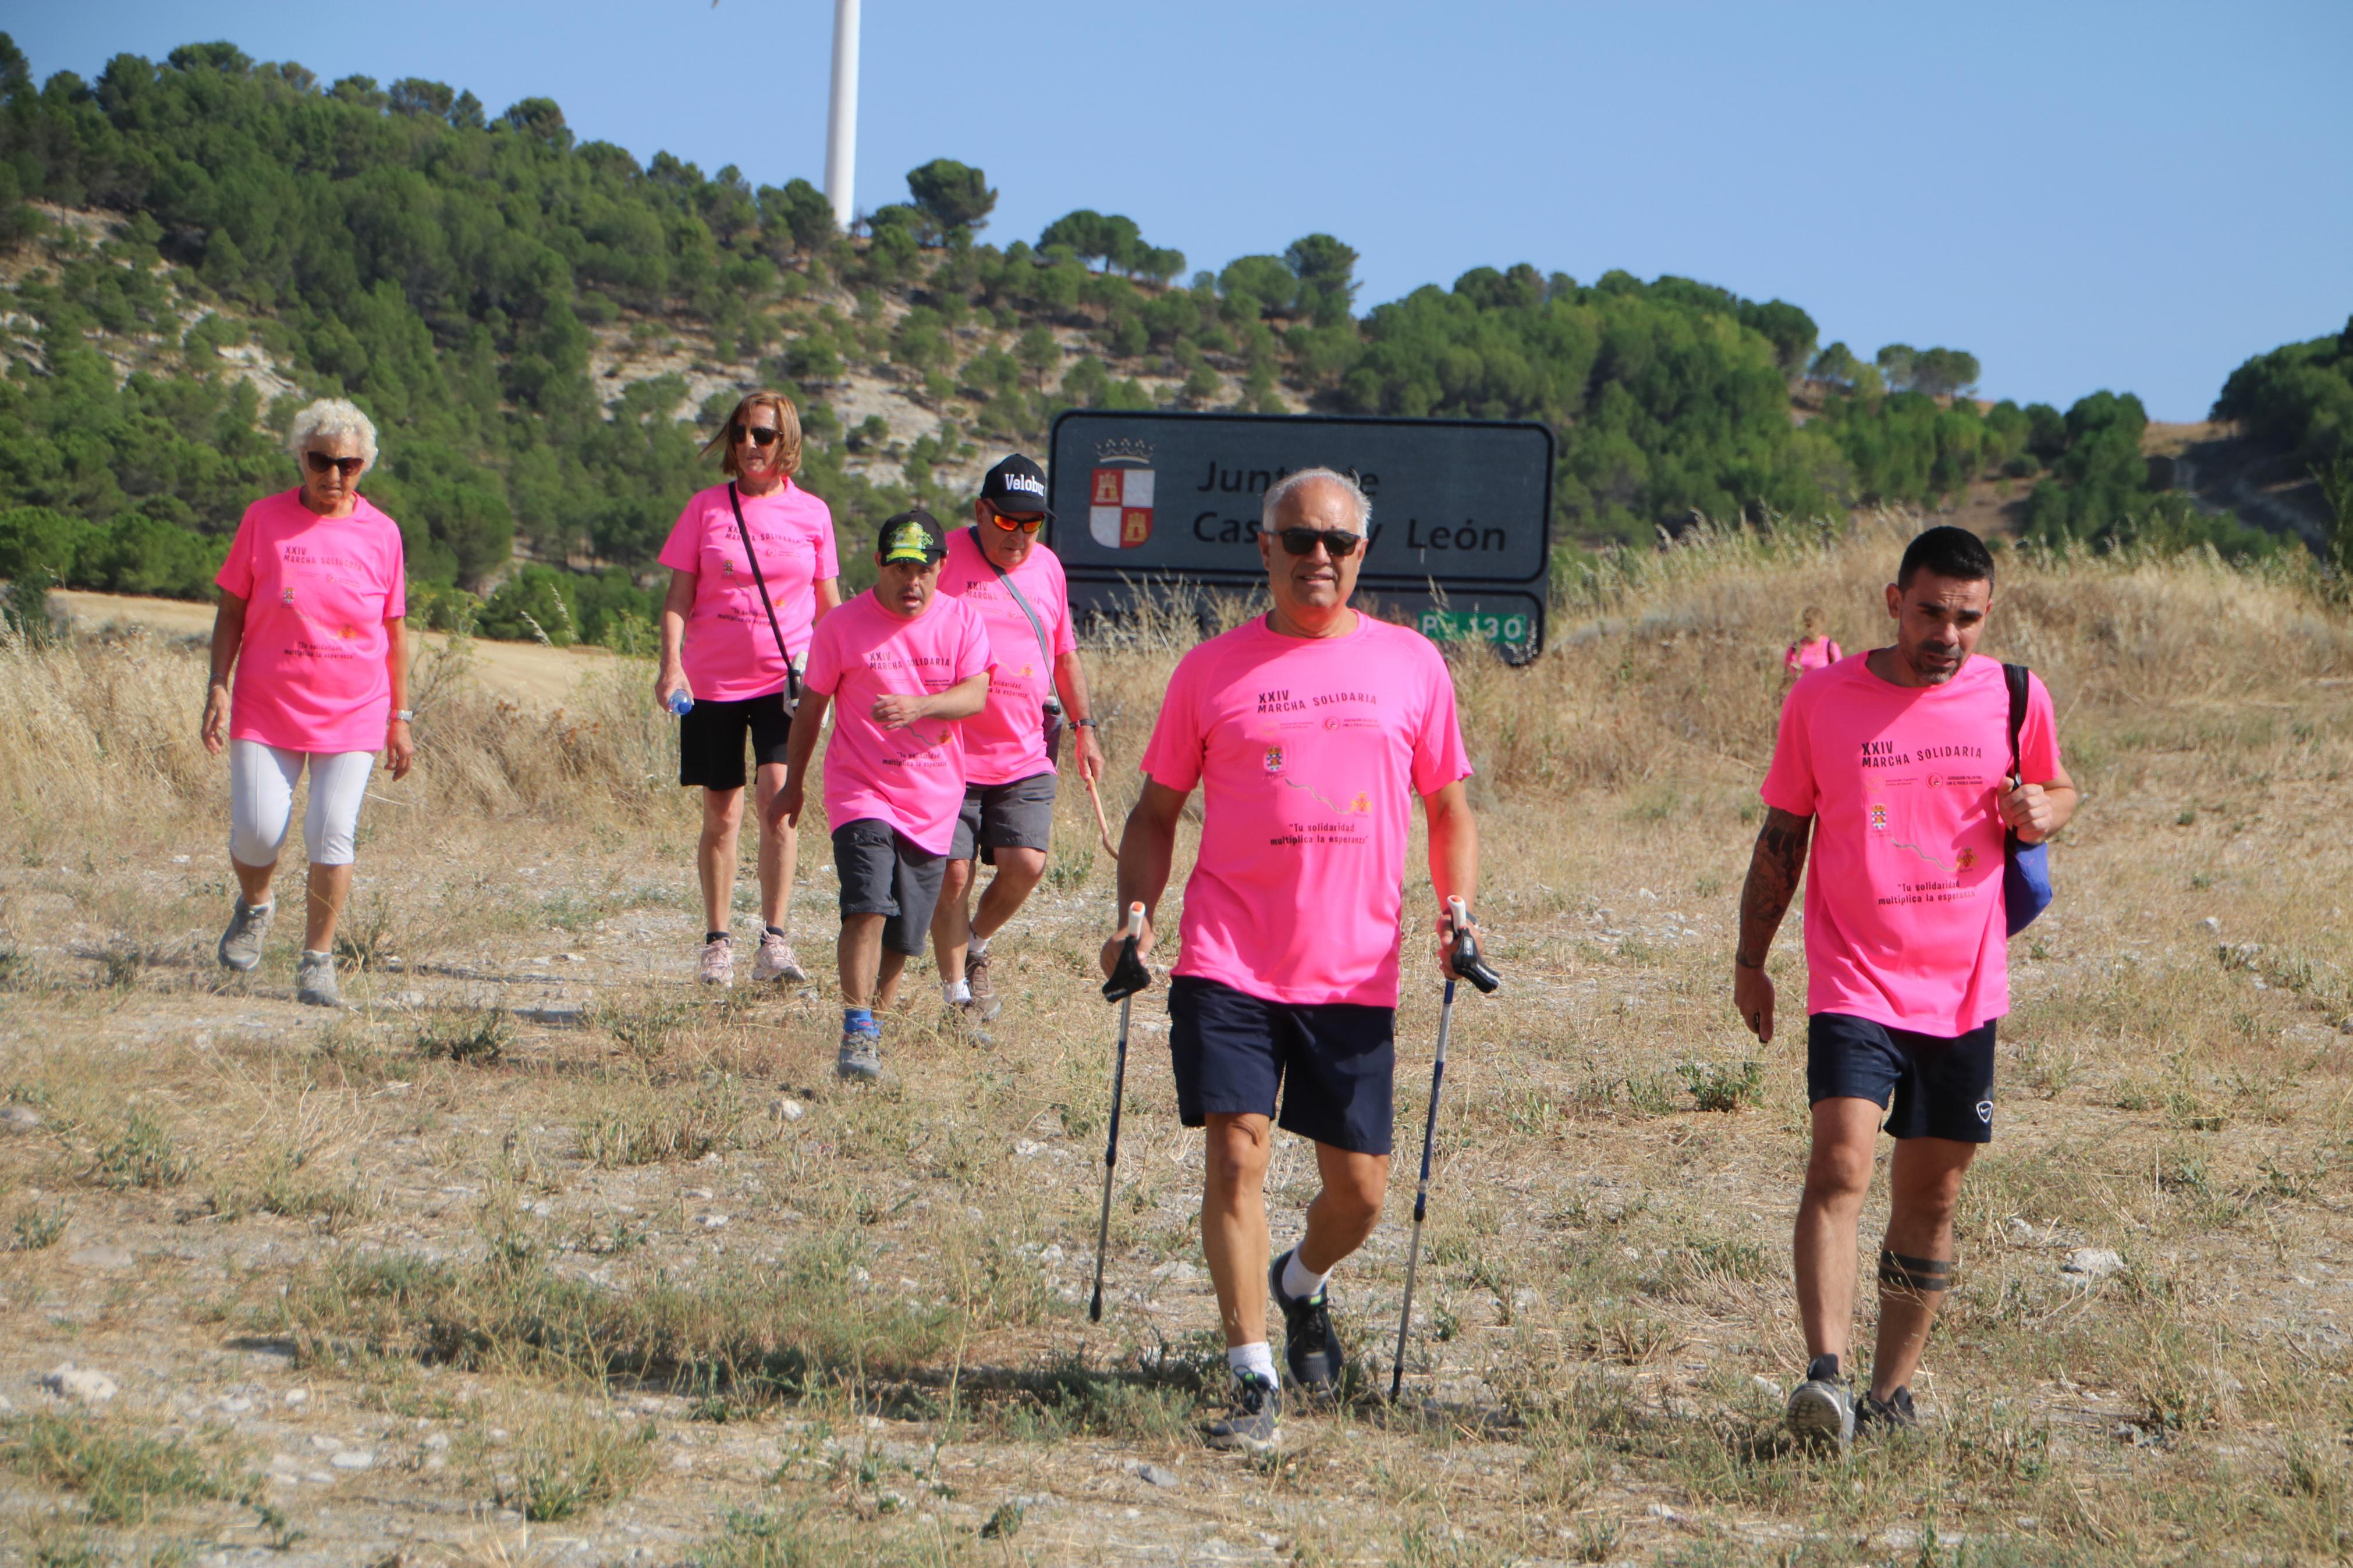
[1878,1249,1953,1294]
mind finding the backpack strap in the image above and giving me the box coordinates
[2003,662,2028,788]
[726,481,802,703]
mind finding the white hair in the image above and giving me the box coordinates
[286,397,379,474]
[1261,467,1371,534]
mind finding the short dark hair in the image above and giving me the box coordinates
[1896,525,1995,590]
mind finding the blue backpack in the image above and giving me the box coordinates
[2003,662,2053,936]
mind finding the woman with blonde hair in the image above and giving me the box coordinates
[203,397,412,1008]
[1785,605,1842,678]
[654,390,841,987]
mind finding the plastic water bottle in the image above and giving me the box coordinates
[667,691,693,717]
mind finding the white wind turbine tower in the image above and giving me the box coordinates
[711,0,861,232]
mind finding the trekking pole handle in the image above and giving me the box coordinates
[1446,897,1469,936]
[1122,902,1145,940]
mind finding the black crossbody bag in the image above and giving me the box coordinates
[727,481,802,709]
[972,527,1063,768]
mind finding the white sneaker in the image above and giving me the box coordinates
[752,929,805,983]
[699,937,734,988]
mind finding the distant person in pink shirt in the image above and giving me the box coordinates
[773,510,992,1083]
[201,399,412,1009]
[929,453,1107,1035]
[1784,605,1841,678]
[1104,468,1484,1453]
[654,390,841,990]
[1734,525,2077,1450]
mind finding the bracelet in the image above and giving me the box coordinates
[1734,956,1765,970]
[1071,717,1099,729]
[391,709,415,723]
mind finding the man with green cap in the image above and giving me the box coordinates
[776,509,995,1080]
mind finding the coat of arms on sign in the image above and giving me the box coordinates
[1090,438,1154,549]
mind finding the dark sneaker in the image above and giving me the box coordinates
[1269,1250,1344,1393]
[217,899,272,972]
[965,950,1003,1022]
[836,1029,882,1083]
[296,950,341,1008]
[1202,1370,1282,1452]
[1785,1355,1855,1452]
[1858,1385,1918,1436]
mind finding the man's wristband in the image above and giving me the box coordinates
[1070,717,1098,729]
[1734,955,1765,970]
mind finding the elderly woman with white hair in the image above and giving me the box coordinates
[200,397,413,1007]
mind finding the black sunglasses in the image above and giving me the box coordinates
[732,425,782,447]
[304,452,365,477]
[1277,526,1362,559]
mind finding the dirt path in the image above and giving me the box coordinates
[45,589,628,708]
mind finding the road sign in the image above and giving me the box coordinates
[1047,410,1553,656]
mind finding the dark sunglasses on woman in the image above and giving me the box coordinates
[1277,526,1362,559]
[732,425,782,447]
[304,453,365,477]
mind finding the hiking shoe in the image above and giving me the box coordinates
[752,930,805,983]
[296,950,341,1008]
[1786,1356,1855,1452]
[946,1001,995,1050]
[217,899,272,972]
[836,1029,882,1083]
[1202,1370,1282,1453]
[699,936,734,988]
[1269,1249,1344,1393]
[964,950,1003,1022]
[1858,1385,1918,1436]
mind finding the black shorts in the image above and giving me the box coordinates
[832,820,946,956]
[950,773,1057,865]
[1167,977,1396,1156]
[1808,1012,1997,1143]
[678,689,793,791]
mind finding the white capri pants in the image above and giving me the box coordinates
[228,740,376,868]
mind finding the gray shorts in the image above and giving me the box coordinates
[950,772,1057,865]
[832,820,947,955]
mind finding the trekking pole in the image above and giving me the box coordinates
[1090,902,1152,1322]
[1083,770,1120,861]
[1390,897,1502,1402]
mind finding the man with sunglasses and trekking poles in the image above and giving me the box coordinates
[929,454,1108,1037]
[1102,468,1484,1452]
[1733,525,2076,1449]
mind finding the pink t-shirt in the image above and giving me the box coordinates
[656,480,840,702]
[802,589,996,854]
[214,490,407,754]
[1786,638,1841,674]
[1761,653,2061,1037]
[936,527,1078,785]
[1140,614,1473,1008]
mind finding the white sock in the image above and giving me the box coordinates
[1282,1250,1330,1302]
[943,979,971,1005]
[1227,1342,1277,1384]
[968,932,991,958]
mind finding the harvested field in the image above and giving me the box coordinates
[2,518,2350,1565]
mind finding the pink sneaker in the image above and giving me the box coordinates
[752,929,806,983]
[698,936,734,988]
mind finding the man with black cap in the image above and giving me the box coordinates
[929,454,1106,1033]
[775,509,995,1081]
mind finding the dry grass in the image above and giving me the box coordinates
[2,517,2351,1563]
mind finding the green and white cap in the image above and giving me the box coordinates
[877,508,946,564]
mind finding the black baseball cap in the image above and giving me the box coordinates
[876,508,946,565]
[979,454,1053,520]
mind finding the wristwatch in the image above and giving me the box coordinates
[391,709,416,723]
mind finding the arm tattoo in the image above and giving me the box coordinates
[1735,810,1811,968]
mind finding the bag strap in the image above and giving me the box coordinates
[2003,662,2028,788]
[973,526,1056,672]
[727,481,800,702]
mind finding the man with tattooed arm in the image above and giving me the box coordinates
[1731,525,2077,1448]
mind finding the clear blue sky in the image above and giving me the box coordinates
[15,2,2350,420]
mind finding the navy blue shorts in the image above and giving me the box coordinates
[1167,977,1396,1156]
[1807,1012,1997,1143]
